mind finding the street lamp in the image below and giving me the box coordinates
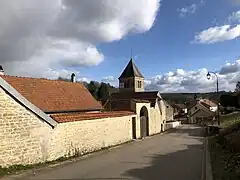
[206,71,220,126]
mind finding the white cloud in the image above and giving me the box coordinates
[227,10,240,23]
[194,25,240,44]
[178,4,197,17]
[0,0,160,78]
[219,59,240,74]
[177,0,204,18]
[101,76,118,87]
[144,59,240,93]
[102,76,115,82]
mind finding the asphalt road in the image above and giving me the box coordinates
[14,124,205,180]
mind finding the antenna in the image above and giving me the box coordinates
[130,48,133,59]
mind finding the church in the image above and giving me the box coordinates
[103,58,174,138]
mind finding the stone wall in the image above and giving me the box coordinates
[149,103,163,134]
[47,116,134,161]
[0,88,52,167]
[165,103,174,121]
[165,121,181,130]
[0,87,136,167]
[135,102,150,138]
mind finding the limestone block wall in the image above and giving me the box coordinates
[0,87,136,167]
[165,121,181,130]
[135,102,150,138]
[0,88,52,167]
[149,107,162,135]
[47,116,134,161]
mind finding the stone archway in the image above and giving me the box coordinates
[140,106,149,138]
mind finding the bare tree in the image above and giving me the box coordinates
[235,81,240,92]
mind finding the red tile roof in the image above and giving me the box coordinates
[1,75,102,112]
[50,111,136,123]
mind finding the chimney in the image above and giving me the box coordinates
[71,73,76,83]
[0,65,4,75]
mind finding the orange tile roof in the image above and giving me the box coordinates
[1,75,102,112]
[50,111,136,123]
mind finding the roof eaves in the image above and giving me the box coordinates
[44,108,103,114]
[0,77,57,128]
[190,108,215,117]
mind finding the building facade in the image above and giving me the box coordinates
[188,99,217,124]
[104,58,173,138]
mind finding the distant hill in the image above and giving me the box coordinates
[57,76,229,104]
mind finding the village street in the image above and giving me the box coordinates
[13,125,205,180]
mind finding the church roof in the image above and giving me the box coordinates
[110,91,160,107]
[119,58,144,79]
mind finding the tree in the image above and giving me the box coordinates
[57,77,118,100]
[194,93,197,100]
[220,94,238,107]
[235,81,240,92]
[57,77,70,82]
[87,81,101,99]
[98,82,110,100]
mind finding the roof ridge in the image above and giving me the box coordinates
[119,58,144,79]
[1,74,102,112]
[0,75,85,85]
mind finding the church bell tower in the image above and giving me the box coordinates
[118,58,144,92]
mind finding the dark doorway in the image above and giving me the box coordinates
[140,106,149,138]
[161,124,163,132]
[132,117,137,139]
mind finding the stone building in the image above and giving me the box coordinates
[0,60,173,167]
[0,73,137,167]
[103,59,173,138]
[187,99,217,124]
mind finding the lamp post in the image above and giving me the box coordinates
[207,71,220,126]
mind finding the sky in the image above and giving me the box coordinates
[0,0,240,93]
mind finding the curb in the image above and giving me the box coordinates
[205,137,213,180]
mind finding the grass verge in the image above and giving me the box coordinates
[208,135,240,180]
[0,156,69,178]
[220,112,240,128]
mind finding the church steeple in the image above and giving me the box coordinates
[118,58,144,92]
[119,58,144,79]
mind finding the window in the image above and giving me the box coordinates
[128,80,132,88]
[137,81,142,88]
[124,80,128,88]
[119,82,124,88]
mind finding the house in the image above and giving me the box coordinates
[104,58,174,137]
[187,99,218,124]
[0,69,139,167]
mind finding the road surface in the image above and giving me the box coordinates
[13,124,205,180]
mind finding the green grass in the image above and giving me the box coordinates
[208,112,240,179]
[209,135,240,180]
[0,156,69,177]
[220,112,240,128]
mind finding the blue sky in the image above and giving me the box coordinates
[0,0,240,92]
[78,0,240,83]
